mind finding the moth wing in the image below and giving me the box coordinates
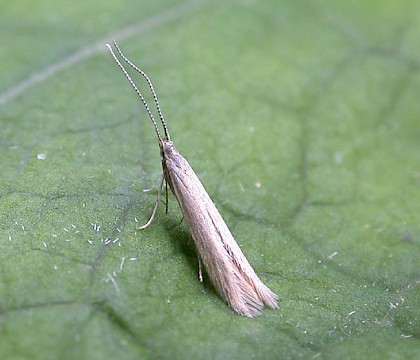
[164,144,278,317]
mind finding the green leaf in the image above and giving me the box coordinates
[1,0,419,359]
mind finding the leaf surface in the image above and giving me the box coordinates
[1,1,419,359]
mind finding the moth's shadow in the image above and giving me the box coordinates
[162,216,197,269]
[162,216,214,294]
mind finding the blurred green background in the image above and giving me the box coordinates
[0,1,419,359]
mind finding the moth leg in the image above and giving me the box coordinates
[198,256,203,283]
[165,178,169,214]
[138,173,165,230]
[177,216,184,227]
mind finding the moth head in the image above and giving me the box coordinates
[160,139,176,159]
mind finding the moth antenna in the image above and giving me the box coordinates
[105,43,162,141]
[112,39,171,141]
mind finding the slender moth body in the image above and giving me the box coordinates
[106,41,278,317]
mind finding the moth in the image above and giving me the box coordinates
[106,40,278,317]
